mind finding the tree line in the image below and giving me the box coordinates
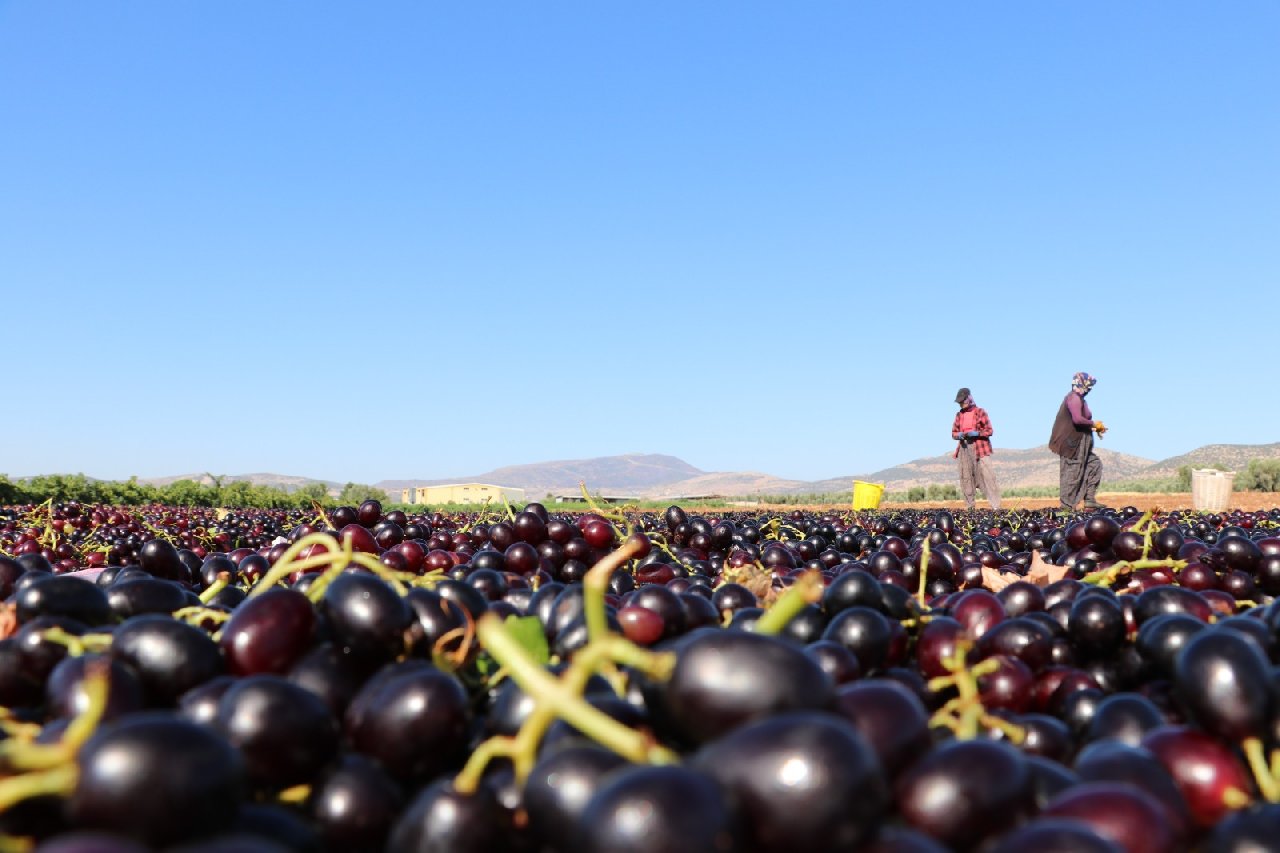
[0,473,387,509]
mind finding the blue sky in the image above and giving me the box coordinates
[2,2,1277,485]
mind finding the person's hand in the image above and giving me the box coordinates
[1093,420,1107,435]
[966,431,981,439]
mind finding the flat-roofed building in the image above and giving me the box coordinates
[400,483,526,505]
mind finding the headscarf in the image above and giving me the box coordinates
[1072,372,1096,393]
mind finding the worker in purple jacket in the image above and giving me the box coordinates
[951,387,1001,511]
[1048,372,1108,511]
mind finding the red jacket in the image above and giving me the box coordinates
[952,405,994,459]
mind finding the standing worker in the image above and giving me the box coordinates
[1048,372,1107,511]
[951,388,1002,511]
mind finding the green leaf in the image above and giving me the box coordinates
[504,614,550,666]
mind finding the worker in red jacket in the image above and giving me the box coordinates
[951,388,1002,511]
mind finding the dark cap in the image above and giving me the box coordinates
[954,387,971,404]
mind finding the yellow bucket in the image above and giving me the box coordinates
[852,480,885,511]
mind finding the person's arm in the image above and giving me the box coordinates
[976,408,993,438]
[1066,393,1094,428]
[952,412,964,440]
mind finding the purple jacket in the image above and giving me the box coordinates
[1048,391,1093,457]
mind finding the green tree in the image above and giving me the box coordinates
[337,483,389,505]
[0,475,21,504]
[218,481,255,507]
[163,479,213,507]
[1236,459,1280,492]
[293,482,332,509]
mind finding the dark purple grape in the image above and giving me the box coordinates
[229,803,322,853]
[988,818,1123,853]
[691,711,887,851]
[1174,627,1275,742]
[219,588,317,675]
[320,572,412,658]
[1041,781,1180,853]
[287,642,383,718]
[975,617,1054,672]
[1025,754,1080,809]
[403,587,468,658]
[178,675,238,727]
[110,614,224,707]
[435,578,489,620]
[137,538,187,582]
[522,743,630,852]
[833,679,931,778]
[629,584,688,641]
[1083,693,1167,747]
[821,605,893,672]
[821,569,884,615]
[894,739,1031,848]
[1068,594,1125,659]
[1142,724,1255,831]
[658,629,834,746]
[46,653,144,722]
[344,663,471,784]
[15,575,112,627]
[803,639,863,685]
[778,603,829,645]
[214,674,340,790]
[1135,612,1207,678]
[1203,802,1280,852]
[1013,713,1074,762]
[105,577,191,619]
[29,833,150,853]
[863,824,950,852]
[1133,585,1212,626]
[0,636,45,707]
[386,779,516,852]
[68,712,244,848]
[680,592,720,632]
[575,764,743,853]
[306,753,403,853]
[1072,740,1190,837]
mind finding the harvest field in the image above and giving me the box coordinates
[3,497,1280,849]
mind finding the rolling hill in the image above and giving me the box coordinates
[372,444,1264,500]
[1128,443,1280,480]
[66,442,1274,503]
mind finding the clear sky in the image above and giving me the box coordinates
[2,2,1277,485]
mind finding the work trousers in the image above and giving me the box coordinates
[957,444,1001,510]
[1059,432,1102,508]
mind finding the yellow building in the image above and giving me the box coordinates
[400,483,526,506]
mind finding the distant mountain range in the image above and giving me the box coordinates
[65,443,1275,500]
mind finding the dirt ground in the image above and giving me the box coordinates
[883,492,1280,513]
[726,493,1280,515]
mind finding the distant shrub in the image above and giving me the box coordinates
[1236,459,1280,492]
[925,484,960,501]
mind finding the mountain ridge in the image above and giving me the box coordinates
[378,442,1280,498]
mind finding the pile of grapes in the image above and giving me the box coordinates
[3,498,1280,851]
